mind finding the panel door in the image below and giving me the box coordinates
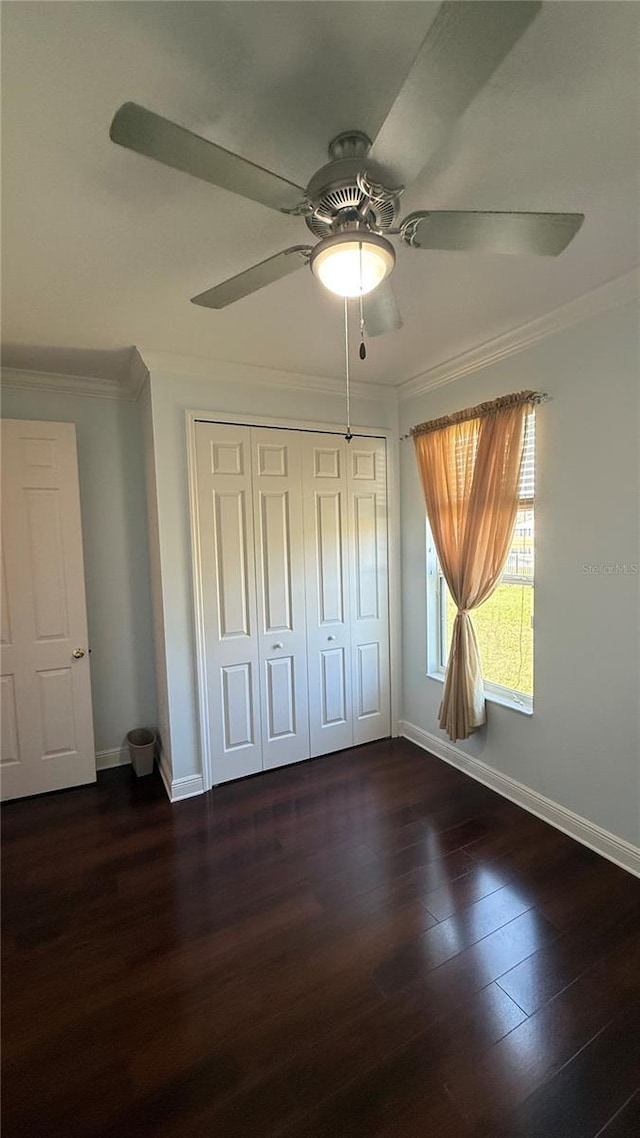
[302,434,353,757]
[347,438,391,745]
[1,420,96,800]
[251,429,310,769]
[194,423,262,783]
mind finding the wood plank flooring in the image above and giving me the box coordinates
[2,738,639,1137]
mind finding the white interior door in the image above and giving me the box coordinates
[1,420,96,800]
[302,434,354,757]
[251,429,310,769]
[194,423,262,783]
[347,438,391,745]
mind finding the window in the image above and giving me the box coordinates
[427,410,535,711]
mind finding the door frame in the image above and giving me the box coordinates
[186,409,401,792]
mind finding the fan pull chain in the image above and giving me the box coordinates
[359,291,367,360]
[358,244,367,360]
[343,297,353,442]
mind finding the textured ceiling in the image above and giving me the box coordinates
[1,1,639,386]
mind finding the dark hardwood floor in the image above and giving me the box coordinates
[2,738,639,1137]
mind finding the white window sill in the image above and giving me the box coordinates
[426,671,533,717]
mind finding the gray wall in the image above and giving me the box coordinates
[1,385,157,756]
[5,295,638,844]
[399,300,640,846]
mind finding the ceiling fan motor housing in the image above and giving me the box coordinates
[304,132,402,239]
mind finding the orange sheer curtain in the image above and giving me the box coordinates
[413,394,535,742]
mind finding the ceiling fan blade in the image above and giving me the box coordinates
[400,211,584,256]
[110,103,305,213]
[369,2,541,184]
[363,281,403,337]
[191,246,312,309]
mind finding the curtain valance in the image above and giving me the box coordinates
[411,389,545,439]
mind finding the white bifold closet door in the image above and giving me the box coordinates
[251,430,310,771]
[194,422,389,785]
[302,433,390,756]
[346,437,391,746]
[195,424,309,784]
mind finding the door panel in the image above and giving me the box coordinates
[353,493,380,621]
[356,642,382,718]
[1,420,95,799]
[316,492,345,624]
[303,435,353,756]
[320,646,348,727]
[265,655,296,739]
[25,488,70,639]
[1,551,11,646]
[214,490,251,639]
[195,423,262,782]
[221,662,255,751]
[252,429,309,769]
[37,667,77,757]
[259,491,293,631]
[348,440,391,745]
[0,674,20,767]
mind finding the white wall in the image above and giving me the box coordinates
[144,357,397,786]
[399,299,640,847]
[0,385,158,759]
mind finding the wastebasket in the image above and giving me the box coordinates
[127,728,156,777]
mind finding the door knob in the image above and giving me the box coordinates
[72,648,86,659]
[327,635,336,641]
[273,642,283,650]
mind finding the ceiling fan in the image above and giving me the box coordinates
[110,0,584,337]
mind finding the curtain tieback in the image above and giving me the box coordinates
[456,609,469,617]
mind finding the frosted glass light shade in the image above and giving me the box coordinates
[310,232,395,298]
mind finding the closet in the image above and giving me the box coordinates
[193,421,390,785]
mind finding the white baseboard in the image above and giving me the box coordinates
[170,773,205,801]
[96,745,203,801]
[95,747,130,770]
[158,755,205,803]
[158,755,172,801]
[399,719,640,878]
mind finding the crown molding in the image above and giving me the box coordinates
[398,268,640,402]
[0,348,148,402]
[126,348,149,399]
[4,268,635,407]
[0,367,126,400]
[139,349,397,402]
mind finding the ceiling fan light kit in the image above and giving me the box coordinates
[310,231,395,299]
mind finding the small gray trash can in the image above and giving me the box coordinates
[127,728,156,777]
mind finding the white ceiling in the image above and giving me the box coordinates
[2,1,639,387]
